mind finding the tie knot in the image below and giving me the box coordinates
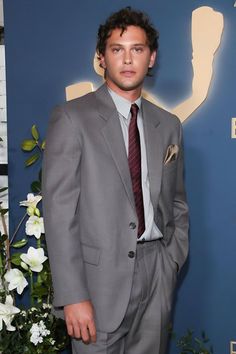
[130,103,139,117]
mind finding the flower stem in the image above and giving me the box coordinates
[29,270,34,306]
[37,238,41,249]
[10,212,28,245]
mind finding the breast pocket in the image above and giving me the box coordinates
[163,159,178,174]
[161,160,178,200]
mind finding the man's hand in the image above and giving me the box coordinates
[64,301,97,344]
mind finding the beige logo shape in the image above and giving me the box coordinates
[66,6,224,124]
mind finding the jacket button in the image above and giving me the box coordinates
[129,222,136,229]
[128,251,135,258]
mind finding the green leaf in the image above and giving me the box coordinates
[25,153,40,167]
[21,139,37,152]
[11,238,28,248]
[41,139,46,150]
[0,187,8,193]
[0,208,9,215]
[10,252,22,266]
[32,285,48,297]
[39,267,51,283]
[31,180,41,193]
[31,124,39,140]
[195,337,203,345]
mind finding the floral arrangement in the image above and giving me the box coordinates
[0,126,69,353]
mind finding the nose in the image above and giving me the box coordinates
[124,50,132,64]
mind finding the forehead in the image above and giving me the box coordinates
[107,25,148,45]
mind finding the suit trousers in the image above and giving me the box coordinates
[71,239,177,354]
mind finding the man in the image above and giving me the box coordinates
[42,7,189,354]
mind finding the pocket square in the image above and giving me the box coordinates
[164,144,179,165]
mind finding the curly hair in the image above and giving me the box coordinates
[96,7,159,56]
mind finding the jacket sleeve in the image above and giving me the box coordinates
[42,105,89,307]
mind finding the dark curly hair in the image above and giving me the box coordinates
[96,7,159,56]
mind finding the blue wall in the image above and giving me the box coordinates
[4,1,236,353]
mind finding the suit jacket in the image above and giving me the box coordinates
[42,84,189,332]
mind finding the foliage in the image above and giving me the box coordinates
[0,305,69,354]
[176,329,214,354]
[21,125,45,167]
[0,125,69,353]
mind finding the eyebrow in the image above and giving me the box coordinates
[109,43,147,47]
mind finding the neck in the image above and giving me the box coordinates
[106,83,142,102]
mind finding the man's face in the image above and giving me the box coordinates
[99,25,156,97]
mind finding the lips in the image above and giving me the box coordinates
[120,70,136,77]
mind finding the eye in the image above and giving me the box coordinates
[133,47,144,53]
[111,47,122,53]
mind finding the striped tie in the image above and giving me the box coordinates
[128,104,145,237]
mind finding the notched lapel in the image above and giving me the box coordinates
[95,85,136,211]
[142,100,163,208]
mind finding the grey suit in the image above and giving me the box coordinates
[42,84,189,351]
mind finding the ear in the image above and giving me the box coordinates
[149,50,157,68]
[99,54,107,69]
[93,52,104,76]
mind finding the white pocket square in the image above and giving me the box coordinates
[164,144,179,165]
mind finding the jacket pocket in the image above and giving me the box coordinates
[163,159,178,173]
[81,243,101,266]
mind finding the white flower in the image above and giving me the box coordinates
[20,193,42,208]
[0,295,20,331]
[39,321,50,337]
[4,269,28,295]
[30,324,43,345]
[42,303,51,310]
[30,320,50,346]
[25,215,44,239]
[20,193,42,216]
[20,247,47,272]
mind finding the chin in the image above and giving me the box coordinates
[119,82,143,92]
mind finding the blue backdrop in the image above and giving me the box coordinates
[4,0,236,353]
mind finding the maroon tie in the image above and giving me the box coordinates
[128,104,145,237]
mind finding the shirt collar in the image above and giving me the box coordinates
[108,86,142,120]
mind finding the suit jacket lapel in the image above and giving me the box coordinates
[142,99,163,209]
[95,85,163,212]
[95,85,136,211]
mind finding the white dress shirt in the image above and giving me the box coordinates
[108,87,163,241]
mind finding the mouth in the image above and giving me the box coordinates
[120,70,136,78]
